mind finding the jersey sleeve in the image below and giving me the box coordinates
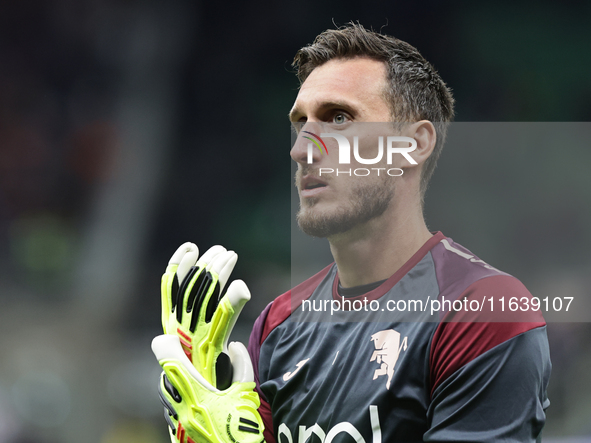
[425,276,551,442]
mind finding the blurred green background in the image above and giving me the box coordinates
[0,1,590,442]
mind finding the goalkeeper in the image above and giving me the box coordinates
[153,23,550,443]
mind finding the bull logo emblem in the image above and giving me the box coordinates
[370,329,408,390]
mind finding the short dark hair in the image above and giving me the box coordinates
[293,23,455,196]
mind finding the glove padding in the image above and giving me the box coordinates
[152,335,265,443]
[161,243,249,389]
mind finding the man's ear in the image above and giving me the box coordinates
[405,120,436,168]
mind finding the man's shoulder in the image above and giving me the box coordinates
[429,234,543,323]
[427,237,548,400]
[429,234,526,298]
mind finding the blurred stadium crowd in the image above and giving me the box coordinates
[1,1,590,442]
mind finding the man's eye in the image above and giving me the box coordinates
[333,114,348,124]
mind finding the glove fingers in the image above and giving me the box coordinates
[228,342,254,383]
[209,251,238,292]
[190,251,237,328]
[174,245,228,325]
[176,245,200,285]
[186,269,219,329]
[168,242,198,266]
[151,335,218,392]
[218,279,251,348]
[197,245,227,268]
[175,265,217,325]
[162,243,197,333]
[185,280,249,386]
[168,242,199,326]
[224,279,251,312]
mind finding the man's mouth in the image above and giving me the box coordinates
[305,181,326,190]
[300,175,328,196]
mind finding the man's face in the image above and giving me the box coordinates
[289,57,399,238]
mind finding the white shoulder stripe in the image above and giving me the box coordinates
[440,239,495,270]
[440,239,473,259]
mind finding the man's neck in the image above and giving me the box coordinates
[328,201,432,288]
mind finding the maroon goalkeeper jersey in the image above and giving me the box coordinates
[248,232,551,442]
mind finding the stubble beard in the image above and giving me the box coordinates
[296,173,395,238]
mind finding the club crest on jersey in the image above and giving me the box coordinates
[370,329,408,390]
